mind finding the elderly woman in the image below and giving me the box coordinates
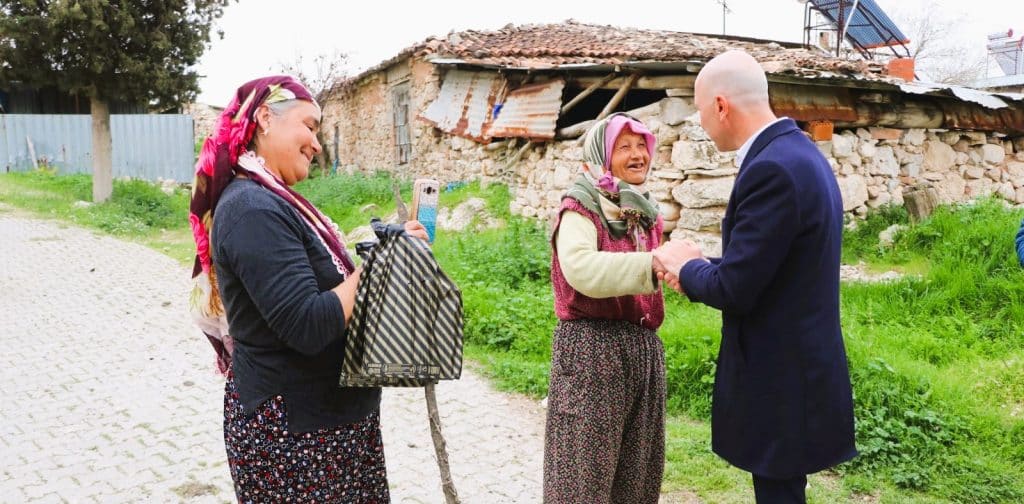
[544,112,667,503]
[188,75,425,503]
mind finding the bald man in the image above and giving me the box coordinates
[655,50,857,503]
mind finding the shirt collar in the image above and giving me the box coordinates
[735,117,788,167]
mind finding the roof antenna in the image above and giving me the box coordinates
[714,0,732,35]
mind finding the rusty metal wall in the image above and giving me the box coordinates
[418,69,503,141]
[768,82,1024,135]
[488,79,565,139]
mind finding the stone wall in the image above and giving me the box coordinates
[407,95,1024,254]
[184,103,223,145]
[323,58,439,176]
[323,67,1023,254]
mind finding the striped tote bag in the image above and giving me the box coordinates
[339,220,463,387]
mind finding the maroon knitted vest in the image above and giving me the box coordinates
[551,197,665,331]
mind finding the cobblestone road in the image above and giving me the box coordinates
[0,208,545,503]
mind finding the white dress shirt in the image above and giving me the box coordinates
[735,117,788,167]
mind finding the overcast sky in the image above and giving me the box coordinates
[194,0,1022,104]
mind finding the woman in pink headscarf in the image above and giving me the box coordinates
[544,112,668,503]
[189,75,425,503]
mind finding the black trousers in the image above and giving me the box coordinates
[752,473,807,504]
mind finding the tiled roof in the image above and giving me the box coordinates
[343,20,890,87]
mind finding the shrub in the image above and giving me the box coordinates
[842,357,965,489]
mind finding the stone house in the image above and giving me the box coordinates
[183,102,224,146]
[321,21,1024,252]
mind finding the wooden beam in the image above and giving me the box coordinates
[556,119,597,140]
[570,74,696,90]
[840,102,944,129]
[505,140,537,170]
[484,139,511,151]
[597,73,640,120]
[561,73,617,114]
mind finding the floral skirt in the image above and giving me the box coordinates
[543,318,666,504]
[223,375,390,503]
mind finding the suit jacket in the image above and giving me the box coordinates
[679,119,857,478]
[1015,217,1024,267]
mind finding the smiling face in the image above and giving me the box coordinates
[254,100,322,185]
[608,130,651,185]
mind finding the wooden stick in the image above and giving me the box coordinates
[597,73,640,121]
[400,184,461,504]
[556,119,597,139]
[560,73,617,115]
[505,140,535,170]
[392,181,409,221]
[426,383,460,504]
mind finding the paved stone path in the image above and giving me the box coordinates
[0,208,545,503]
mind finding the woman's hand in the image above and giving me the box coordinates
[404,220,430,242]
[332,267,362,323]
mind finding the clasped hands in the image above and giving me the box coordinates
[652,239,706,293]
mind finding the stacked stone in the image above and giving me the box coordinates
[408,95,1023,254]
[829,128,1024,216]
[183,103,222,145]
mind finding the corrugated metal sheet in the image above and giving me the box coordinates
[487,79,565,140]
[898,82,1012,109]
[974,73,1024,90]
[418,69,503,141]
[112,114,195,181]
[0,114,194,182]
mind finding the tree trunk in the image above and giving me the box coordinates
[91,97,113,202]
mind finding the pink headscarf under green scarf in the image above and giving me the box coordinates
[566,112,661,245]
[582,112,656,192]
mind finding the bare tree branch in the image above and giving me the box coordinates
[275,50,351,172]
[891,8,988,85]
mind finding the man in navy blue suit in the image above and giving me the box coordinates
[655,50,857,503]
[1015,217,1024,266]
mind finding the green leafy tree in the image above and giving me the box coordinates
[0,0,232,201]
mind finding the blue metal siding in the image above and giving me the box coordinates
[0,114,194,182]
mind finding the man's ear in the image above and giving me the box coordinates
[715,96,729,121]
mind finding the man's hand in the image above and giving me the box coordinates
[654,239,705,273]
[651,254,681,293]
[653,239,705,293]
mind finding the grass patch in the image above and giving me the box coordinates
[294,170,411,231]
[0,171,193,259]
[3,170,1023,502]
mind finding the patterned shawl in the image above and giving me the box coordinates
[188,75,355,374]
[564,112,661,248]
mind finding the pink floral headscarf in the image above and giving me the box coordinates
[188,75,355,374]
